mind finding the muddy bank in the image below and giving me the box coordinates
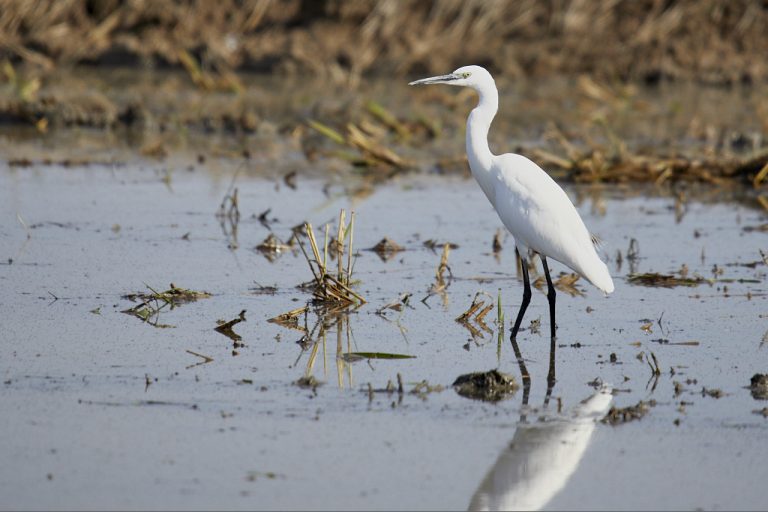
[2,68,768,187]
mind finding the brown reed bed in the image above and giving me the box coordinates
[2,1,768,86]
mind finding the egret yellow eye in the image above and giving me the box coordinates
[462,72,471,78]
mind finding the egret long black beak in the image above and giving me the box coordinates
[408,73,460,86]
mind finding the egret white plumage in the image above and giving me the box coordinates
[410,65,613,356]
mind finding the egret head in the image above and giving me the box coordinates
[408,65,494,90]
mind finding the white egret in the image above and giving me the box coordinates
[410,65,613,353]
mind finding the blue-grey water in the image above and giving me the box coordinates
[1,158,766,510]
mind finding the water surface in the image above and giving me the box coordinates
[1,161,766,510]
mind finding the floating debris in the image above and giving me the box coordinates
[646,351,662,376]
[369,237,404,261]
[628,272,708,288]
[256,208,277,228]
[215,183,241,250]
[455,292,494,323]
[702,387,725,399]
[376,293,412,314]
[245,471,285,482]
[214,310,246,342]
[456,291,495,339]
[185,350,213,370]
[410,380,445,400]
[526,317,542,336]
[423,239,459,251]
[122,283,211,305]
[267,306,308,332]
[295,375,322,390]
[749,374,768,400]
[250,283,278,295]
[533,272,584,296]
[361,373,445,403]
[283,170,297,190]
[423,242,453,303]
[651,339,701,346]
[452,369,518,402]
[492,229,503,253]
[626,238,640,263]
[602,400,656,425]
[121,283,211,328]
[339,352,416,362]
[255,233,291,261]
[742,223,768,233]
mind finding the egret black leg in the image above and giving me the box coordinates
[541,256,557,341]
[541,256,557,387]
[510,249,532,343]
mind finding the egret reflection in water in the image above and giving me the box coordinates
[469,386,613,511]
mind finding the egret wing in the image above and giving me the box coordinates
[492,154,612,292]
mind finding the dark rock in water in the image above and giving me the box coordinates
[452,369,518,402]
[369,237,404,261]
[750,374,768,400]
[602,400,656,425]
[295,375,322,390]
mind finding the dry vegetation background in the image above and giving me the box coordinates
[1,0,767,84]
[2,0,768,187]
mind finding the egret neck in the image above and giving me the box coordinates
[466,79,499,206]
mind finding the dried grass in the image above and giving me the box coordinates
[2,1,767,85]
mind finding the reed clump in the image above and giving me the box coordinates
[297,209,366,308]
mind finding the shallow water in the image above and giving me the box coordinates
[1,162,767,510]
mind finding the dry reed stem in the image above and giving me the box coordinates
[267,305,308,332]
[346,212,355,284]
[456,291,495,322]
[456,300,483,323]
[346,123,407,168]
[337,209,345,281]
[436,243,451,286]
[475,303,494,322]
[456,292,497,339]
[532,272,584,297]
